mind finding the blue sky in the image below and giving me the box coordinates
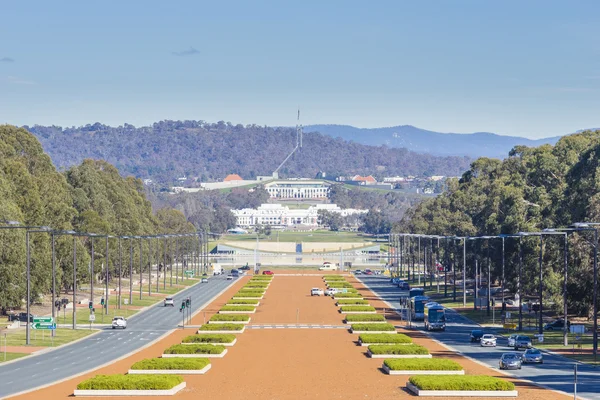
[1,1,599,138]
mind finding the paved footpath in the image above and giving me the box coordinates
[10,271,572,400]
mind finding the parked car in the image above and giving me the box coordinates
[354,270,363,275]
[324,288,338,296]
[522,348,543,364]
[499,352,522,370]
[544,319,570,331]
[112,316,127,329]
[470,329,485,342]
[9,313,35,323]
[514,335,532,350]
[164,297,174,307]
[311,288,324,296]
[262,270,274,275]
[507,334,519,347]
[480,334,497,347]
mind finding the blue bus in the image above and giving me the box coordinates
[410,295,429,320]
[424,303,446,331]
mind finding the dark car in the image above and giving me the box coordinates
[240,265,251,271]
[544,319,570,331]
[9,312,35,323]
[499,352,522,370]
[470,329,485,342]
[398,282,410,290]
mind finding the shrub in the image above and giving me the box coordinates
[164,344,226,355]
[250,276,272,281]
[334,292,363,298]
[344,314,385,322]
[368,344,429,355]
[227,299,259,305]
[233,292,263,299]
[77,375,183,390]
[384,359,462,371]
[198,323,244,331]
[182,334,236,344]
[220,305,256,311]
[234,291,264,296]
[358,333,412,344]
[237,289,265,294]
[337,299,369,305]
[323,275,345,279]
[210,314,250,322]
[327,283,354,288]
[340,306,376,312]
[351,323,395,331]
[243,284,268,289]
[408,376,515,391]
[131,358,210,370]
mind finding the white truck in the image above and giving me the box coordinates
[212,264,223,276]
[319,262,338,271]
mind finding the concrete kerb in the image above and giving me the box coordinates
[353,276,593,400]
[4,279,239,400]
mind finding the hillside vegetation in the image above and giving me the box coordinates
[399,129,600,316]
[0,125,195,311]
[27,121,472,184]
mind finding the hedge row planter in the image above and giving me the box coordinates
[232,295,264,299]
[350,323,396,334]
[406,376,517,397]
[227,300,260,306]
[383,359,464,375]
[336,300,370,306]
[182,334,237,346]
[339,306,376,314]
[344,314,386,324]
[74,375,185,397]
[163,344,227,358]
[208,320,250,325]
[358,333,411,346]
[197,324,245,334]
[129,358,211,375]
[367,344,431,358]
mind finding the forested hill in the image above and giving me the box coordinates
[26,121,472,184]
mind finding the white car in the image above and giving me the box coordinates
[112,316,127,329]
[480,334,497,347]
[226,275,233,280]
[164,297,174,307]
[324,288,339,296]
[507,334,518,347]
[311,288,324,296]
[201,278,208,283]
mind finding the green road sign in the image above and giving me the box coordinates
[184,270,194,277]
[31,322,56,330]
[33,317,54,323]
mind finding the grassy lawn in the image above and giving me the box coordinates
[57,307,141,325]
[0,352,29,363]
[4,328,95,347]
[221,230,370,243]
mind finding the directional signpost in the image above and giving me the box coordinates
[184,270,194,278]
[31,317,56,330]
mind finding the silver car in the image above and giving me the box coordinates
[507,334,518,347]
[522,348,543,364]
[514,335,532,350]
[499,352,522,370]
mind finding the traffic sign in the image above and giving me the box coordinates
[89,314,96,322]
[184,270,194,277]
[33,317,54,323]
[124,299,129,305]
[31,322,56,330]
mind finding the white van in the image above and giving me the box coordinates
[319,262,338,271]
[212,264,223,276]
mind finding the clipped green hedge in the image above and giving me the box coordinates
[243,285,268,289]
[232,293,262,298]
[337,299,370,305]
[344,314,385,322]
[198,323,245,331]
[165,344,226,355]
[220,305,256,311]
[77,375,183,390]
[368,344,429,355]
[334,292,363,298]
[237,289,265,294]
[210,314,250,322]
[327,283,354,288]
[131,358,210,370]
[227,299,259,305]
[323,276,346,281]
[384,359,462,371]
[182,334,236,344]
[340,305,376,312]
[358,333,412,344]
[409,376,515,391]
[250,276,272,281]
[351,323,395,331]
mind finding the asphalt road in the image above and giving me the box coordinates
[0,275,237,399]
[358,275,600,400]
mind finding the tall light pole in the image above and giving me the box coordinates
[467,236,498,316]
[543,228,571,346]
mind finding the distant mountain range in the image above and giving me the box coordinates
[304,125,565,159]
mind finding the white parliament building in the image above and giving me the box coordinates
[232,203,368,228]
[264,180,330,199]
